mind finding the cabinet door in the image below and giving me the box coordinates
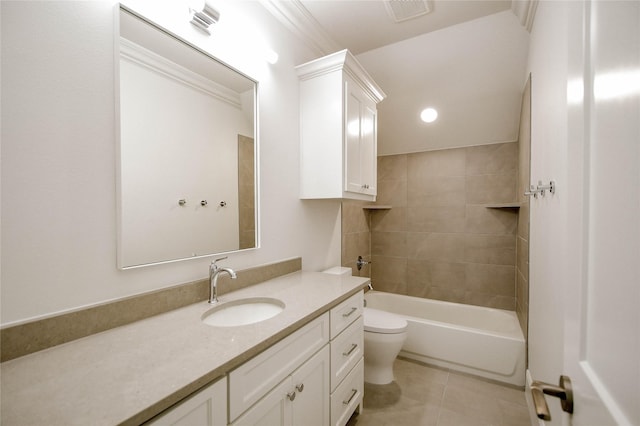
[344,80,377,197]
[360,103,377,196]
[229,313,329,421]
[149,376,227,426]
[232,378,293,426]
[291,346,330,426]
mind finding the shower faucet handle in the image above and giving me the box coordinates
[356,255,371,271]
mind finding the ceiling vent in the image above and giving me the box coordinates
[384,0,432,23]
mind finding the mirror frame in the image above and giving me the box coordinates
[115,4,260,269]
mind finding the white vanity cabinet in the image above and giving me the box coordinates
[229,313,330,426]
[148,290,365,426]
[297,50,386,201]
[148,376,227,426]
[232,345,330,426]
[329,291,364,426]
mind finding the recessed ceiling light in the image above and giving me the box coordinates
[420,107,438,123]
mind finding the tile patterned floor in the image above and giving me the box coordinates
[347,358,531,426]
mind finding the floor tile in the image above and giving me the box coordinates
[348,359,531,426]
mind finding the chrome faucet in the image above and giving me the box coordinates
[208,257,237,304]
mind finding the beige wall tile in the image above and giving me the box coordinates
[465,263,515,296]
[378,154,407,182]
[372,231,407,257]
[466,172,517,204]
[517,235,529,281]
[368,141,523,311]
[408,148,466,179]
[424,286,467,304]
[407,260,466,288]
[376,179,407,206]
[371,255,407,293]
[407,233,466,262]
[464,292,515,310]
[465,205,517,235]
[408,176,466,207]
[466,142,518,176]
[464,234,516,265]
[407,206,466,233]
[517,200,529,239]
[371,207,407,232]
[341,201,370,233]
[342,231,370,265]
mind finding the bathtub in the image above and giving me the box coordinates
[365,291,525,387]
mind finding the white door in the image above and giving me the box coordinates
[528,1,639,425]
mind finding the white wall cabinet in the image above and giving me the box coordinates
[297,50,386,201]
[148,376,227,426]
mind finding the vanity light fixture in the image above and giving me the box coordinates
[190,1,220,35]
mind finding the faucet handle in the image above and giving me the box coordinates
[210,256,228,272]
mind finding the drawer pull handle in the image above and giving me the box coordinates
[343,343,358,357]
[287,391,296,401]
[295,383,304,393]
[343,389,358,405]
[342,307,357,318]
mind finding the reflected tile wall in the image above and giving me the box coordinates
[370,142,519,310]
[238,135,255,249]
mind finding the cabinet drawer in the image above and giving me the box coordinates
[330,358,363,426]
[330,316,363,392]
[330,291,363,339]
[229,313,329,421]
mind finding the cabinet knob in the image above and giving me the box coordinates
[295,383,304,392]
[287,391,296,401]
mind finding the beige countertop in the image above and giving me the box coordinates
[1,271,369,426]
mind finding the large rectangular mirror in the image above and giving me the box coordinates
[117,5,258,269]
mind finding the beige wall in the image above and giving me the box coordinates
[366,142,520,310]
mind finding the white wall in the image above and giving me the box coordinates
[357,10,530,156]
[1,0,342,325]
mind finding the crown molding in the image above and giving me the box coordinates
[511,0,539,32]
[258,0,341,56]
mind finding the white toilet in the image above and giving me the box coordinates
[363,307,408,385]
[321,266,408,385]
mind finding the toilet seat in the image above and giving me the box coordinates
[364,307,408,334]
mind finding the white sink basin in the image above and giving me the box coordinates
[201,298,285,327]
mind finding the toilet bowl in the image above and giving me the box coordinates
[363,307,408,385]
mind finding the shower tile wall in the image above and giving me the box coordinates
[341,200,372,278]
[371,143,519,310]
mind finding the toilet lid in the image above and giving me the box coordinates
[364,307,408,334]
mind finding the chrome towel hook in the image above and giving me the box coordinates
[537,180,556,197]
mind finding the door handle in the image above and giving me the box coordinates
[530,375,574,421]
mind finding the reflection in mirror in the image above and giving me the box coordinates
[117,6,258,269]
